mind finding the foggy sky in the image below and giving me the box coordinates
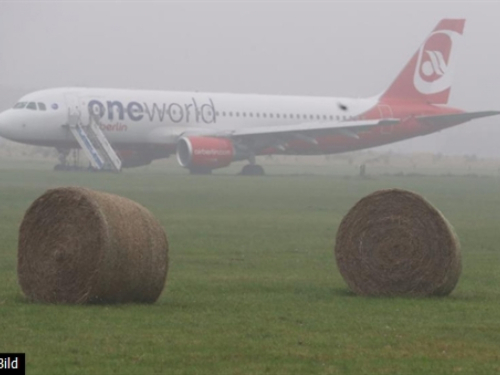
[1,0,500,156]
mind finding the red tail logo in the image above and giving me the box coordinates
[414,30,456,96]
[382,19,465,104]
[418,33,452,81]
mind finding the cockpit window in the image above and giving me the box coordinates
[38,102,46,111]
[26,102,37,110]
[13,102,27,109]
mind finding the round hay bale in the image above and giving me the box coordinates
[18,187,168,304]
[334,189,461,297]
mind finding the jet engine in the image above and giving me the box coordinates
[177,136,240,170]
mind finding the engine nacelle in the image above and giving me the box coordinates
[176,136,235,169]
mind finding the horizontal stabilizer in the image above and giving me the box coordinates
[417,111,500,127]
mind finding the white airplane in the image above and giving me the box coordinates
[0,18,498,175]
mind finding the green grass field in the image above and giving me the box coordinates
[0,162,499,374]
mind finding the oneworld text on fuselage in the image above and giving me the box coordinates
[87,98,216,124]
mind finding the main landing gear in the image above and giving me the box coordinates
[240,164,265,176]
[239,154,265,176]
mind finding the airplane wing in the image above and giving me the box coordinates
[148,118,399,149]
[177,118,400,151]
[214,118,398,139]
[178,118,396,142]
[416,111,500,127]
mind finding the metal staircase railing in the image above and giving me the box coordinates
[67,109,122,171]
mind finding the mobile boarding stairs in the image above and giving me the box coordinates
[64,108,122,172]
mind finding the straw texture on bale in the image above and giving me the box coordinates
[18,187,168,304]
[334,189,461,297]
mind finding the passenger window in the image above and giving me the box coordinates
[27,102,37,110]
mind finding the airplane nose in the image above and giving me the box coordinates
[0,111,18,140]
[0,124,9,140]
[0,114,7,136]
[0,119,7,137]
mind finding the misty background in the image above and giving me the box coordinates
[1,0,499,157]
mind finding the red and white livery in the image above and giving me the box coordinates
[0,19,497,174]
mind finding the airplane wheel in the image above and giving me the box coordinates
[241,164,265,176]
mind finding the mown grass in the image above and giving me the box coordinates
[0,164,499,374]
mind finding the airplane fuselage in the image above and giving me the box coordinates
[0,87,462,155]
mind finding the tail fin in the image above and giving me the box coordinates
[381,19,465,104]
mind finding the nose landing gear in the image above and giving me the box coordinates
[53,149,88,171]
[53,148,70,170]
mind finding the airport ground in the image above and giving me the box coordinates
[0,152,499,374]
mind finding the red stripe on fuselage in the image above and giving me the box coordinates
[259,102,464,156]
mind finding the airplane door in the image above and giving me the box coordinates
[378,105,394,134]
[65,94,89,126]
[377,104,393,119]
